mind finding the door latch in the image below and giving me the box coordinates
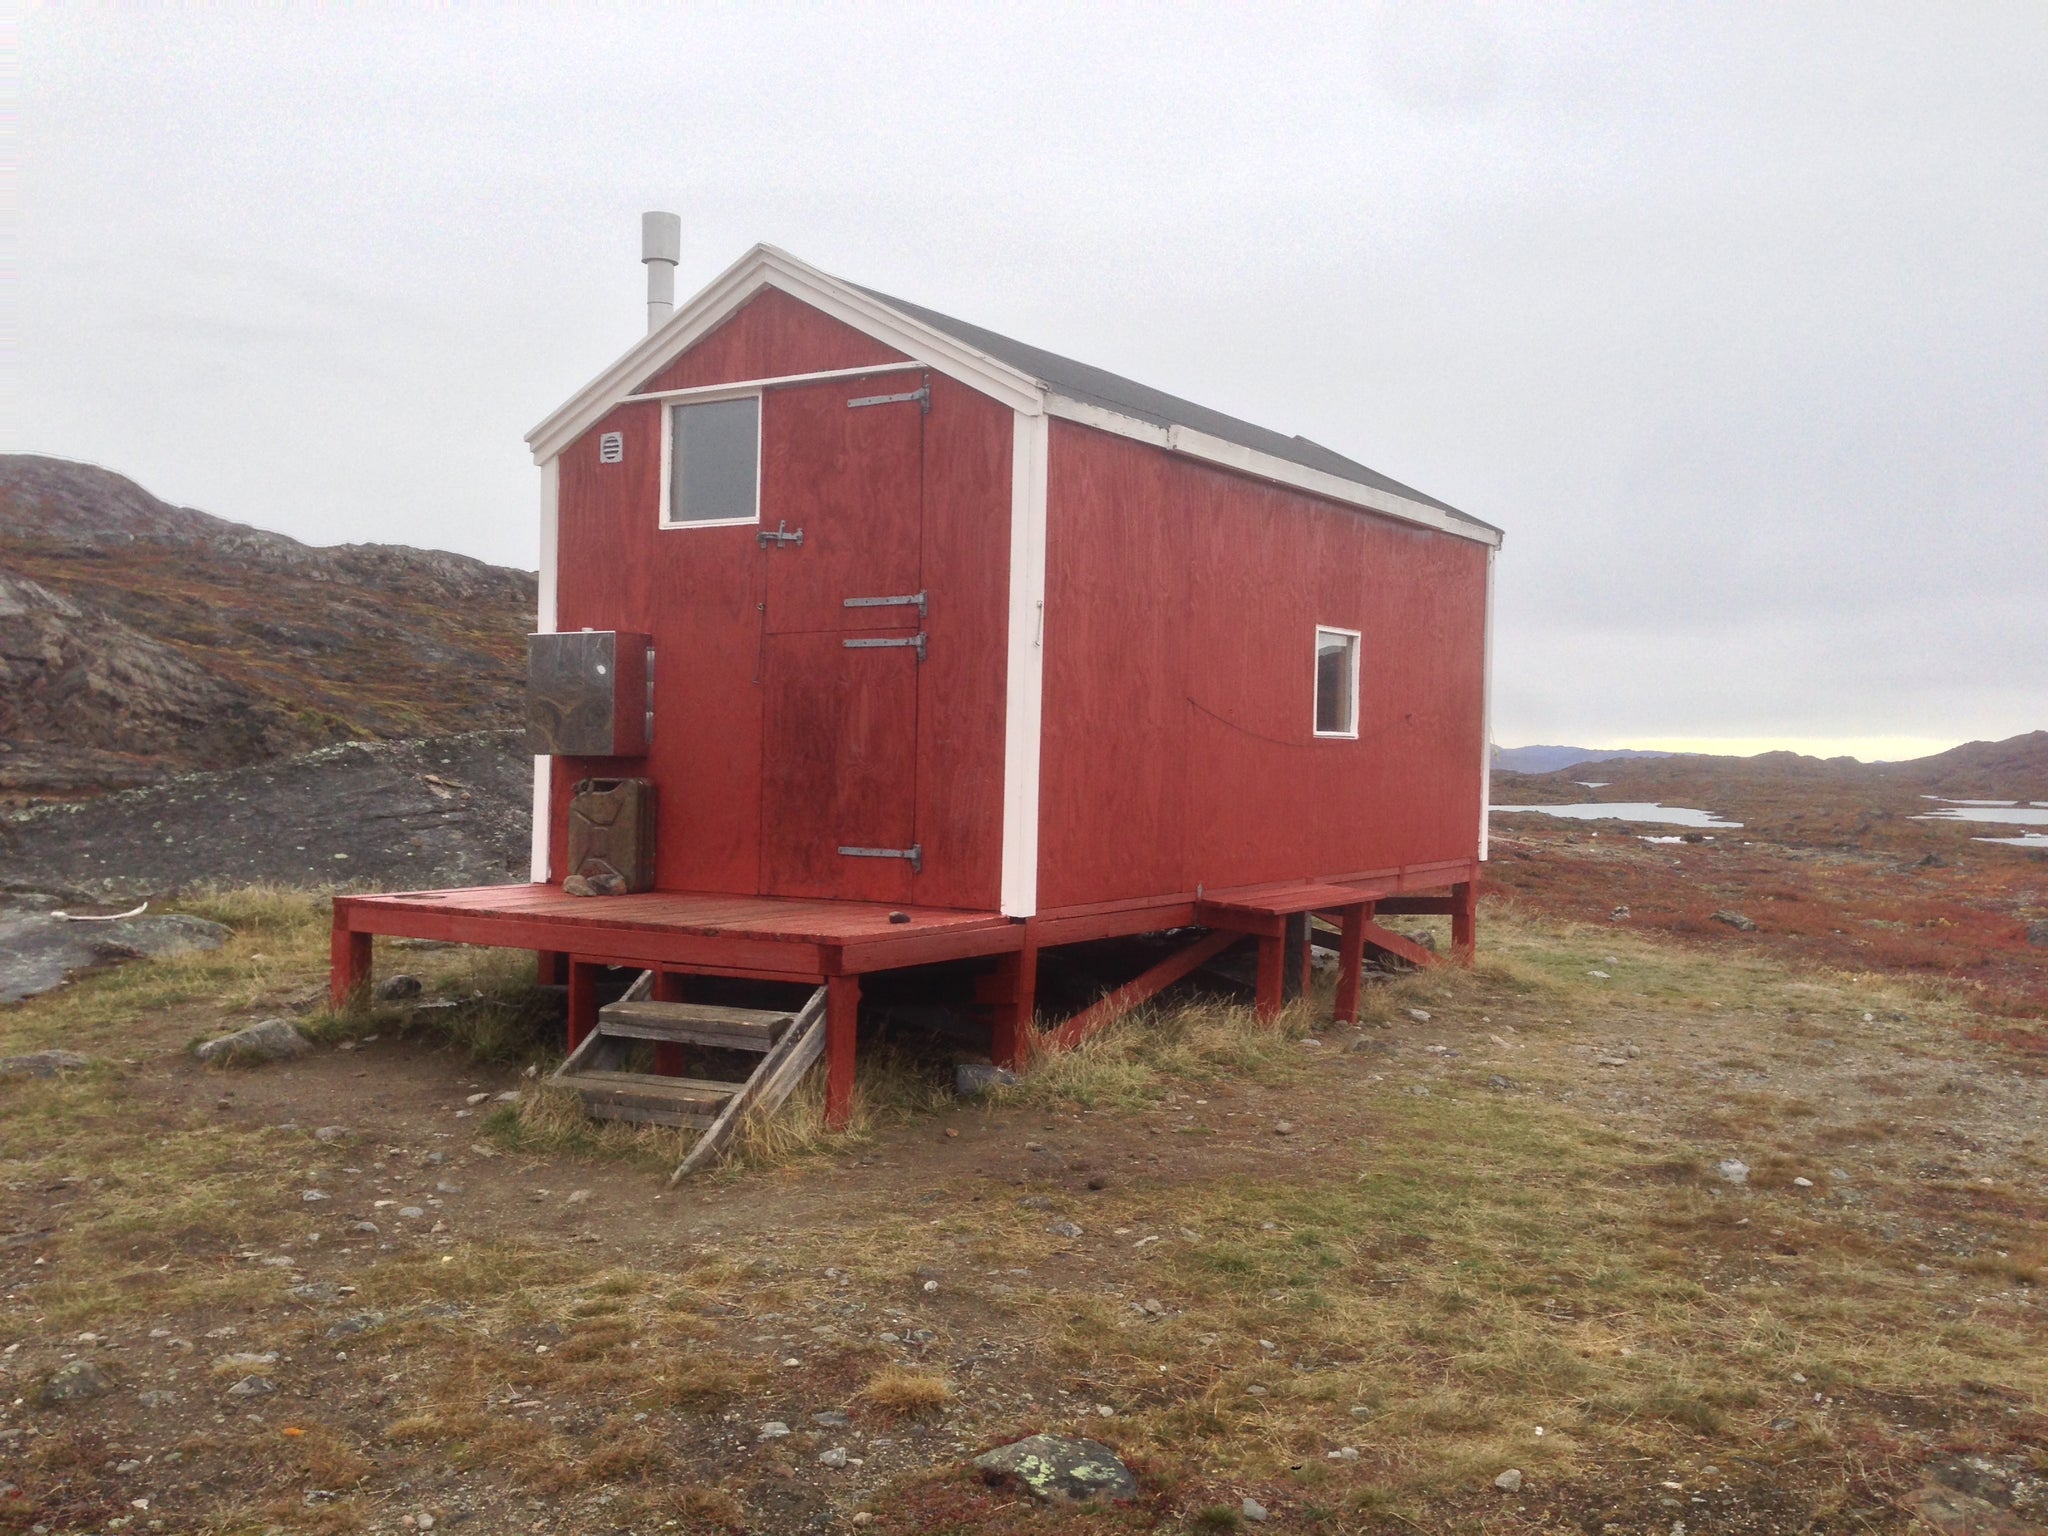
[757,519,804,548]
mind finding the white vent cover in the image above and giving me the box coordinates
[598,431,624,464]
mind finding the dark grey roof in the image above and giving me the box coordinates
[856,283,1497,535]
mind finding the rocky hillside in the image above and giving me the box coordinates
[0,455,536,800]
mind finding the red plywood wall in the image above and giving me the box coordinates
[1036,420,1487,911]
[548,290,1014,910]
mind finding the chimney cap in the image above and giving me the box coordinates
[642,211,681,266]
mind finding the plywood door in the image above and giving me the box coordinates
[758,374,927,902]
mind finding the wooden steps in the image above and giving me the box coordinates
[548,985,827,1178]
[595,999,791,1053]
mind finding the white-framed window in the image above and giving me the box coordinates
[1313,626,1360,738]
[659,394,761,528]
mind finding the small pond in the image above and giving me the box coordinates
[1913,803,2048,827]
[1491,802,1743,829]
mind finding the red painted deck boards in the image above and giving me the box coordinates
[335,885,1021,980]
[343,884,1011,945]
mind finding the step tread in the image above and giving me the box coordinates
[561,1068,742,1101]
[597,1000,793,1049]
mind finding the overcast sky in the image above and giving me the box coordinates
[15,4,2045,757]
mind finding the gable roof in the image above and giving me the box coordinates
[854,285,1489,531]
[528,244,1500,546]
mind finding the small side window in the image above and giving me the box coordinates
[662,396,760,527]
[1314,627,1359,738]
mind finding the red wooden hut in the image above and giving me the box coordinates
[332,235,1502,1132]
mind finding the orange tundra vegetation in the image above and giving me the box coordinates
[1485,732,2048,1031]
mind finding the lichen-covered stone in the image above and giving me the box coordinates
[0,1049,91,1079]
[973,1434,1136,1504]
[194,1017,309,1065]
[39,1358,115,1405]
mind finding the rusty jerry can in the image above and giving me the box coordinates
[564,778,656,896]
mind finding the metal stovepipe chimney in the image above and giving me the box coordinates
[641,211,681,334]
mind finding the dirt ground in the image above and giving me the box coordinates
[2,888,2045,1535]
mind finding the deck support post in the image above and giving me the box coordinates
[651,970,687,1075]
[988,929,1038,1070]
[1254,933,1285,1023]
[1333,902,1369,1024]
[566,960,600,1054]
[1451,881,1477,962]
[537,950,567,986]
[329,905,370,1010]
[825,975,860,1131]
[1283,913,1311,1001]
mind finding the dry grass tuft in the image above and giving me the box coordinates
[857,1367,954,1419]
[486,1083,698,1168]
[1018,995,1319,1110]
[725,1038,957,1169]
[381,1411,477,1445]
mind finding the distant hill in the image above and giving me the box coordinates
[0,454,536,799]
[1490,731,2048,851]
[1873,732,2048,800]
[1492,745,1672,775]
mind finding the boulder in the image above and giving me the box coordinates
[0,1049,92,1079]
[974,1434,1137,1504]
[1712,911,1759,932]
[194,1017,310,1065]
[103,914,231,959]
[39,1358,115,1405]
[373,973,422,1001]
[0,906,227,1006]
[956,1063,1021,1097]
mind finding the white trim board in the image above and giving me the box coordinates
[622,361,921,405]
[1044,396,1501,549]
[527,245,1499,551]
[998,409,1050,918]
[528,245,1045,463]
[1312,625,1362,740]
[656,391,764,531]
[1479,545,1496,863]
[528,455,561,884]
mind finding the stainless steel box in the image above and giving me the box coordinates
[526,631,652,757]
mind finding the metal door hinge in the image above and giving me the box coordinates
[848,383,930,413]
[843,632,927,662]
[838,844,922,873]
[757,519,804,548]
[843,590,927,620]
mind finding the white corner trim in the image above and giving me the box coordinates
[998,409,1050,918]
[528,456,559,884]
[1479,544,1496,862]
[528,244,1045,463]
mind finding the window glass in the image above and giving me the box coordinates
[667,397,759,525]
[1315,629,1358,736]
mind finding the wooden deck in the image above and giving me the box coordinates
[333,883,1018,982]
[330,867,1479,1131]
